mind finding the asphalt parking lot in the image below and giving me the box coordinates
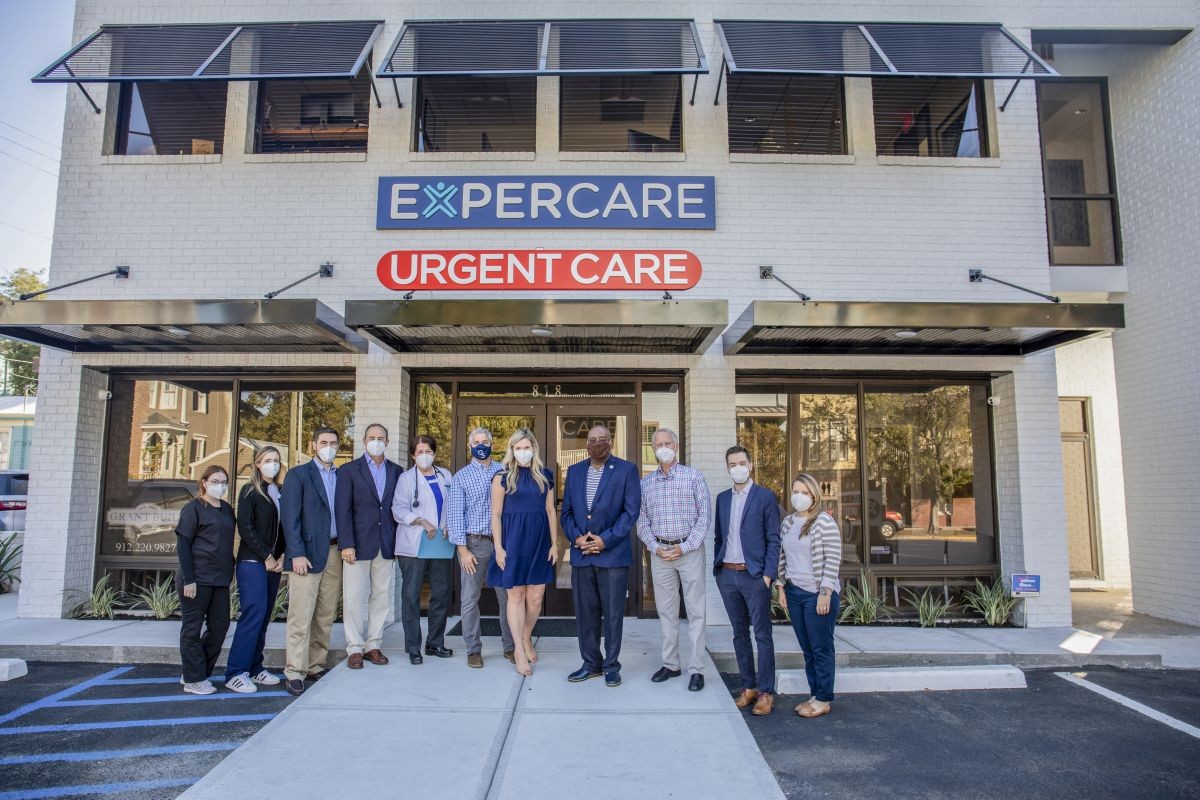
[725,667,1200,800]
[0,662,295,800]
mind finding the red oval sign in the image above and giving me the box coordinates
[376,249,701,292]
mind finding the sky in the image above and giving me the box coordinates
[0,1,75,280]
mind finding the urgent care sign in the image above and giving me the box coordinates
[376,176,715,230]
[377,250,702,292]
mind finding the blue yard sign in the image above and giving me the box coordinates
[1011,574,1041,597]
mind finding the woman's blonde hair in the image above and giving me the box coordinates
[501,427,550,495]
[791,472,824,537]
[249,446,282,501]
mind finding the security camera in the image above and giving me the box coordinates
[986,396,999,406]
[98,390,112,401]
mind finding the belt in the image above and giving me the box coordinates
[720,562,747,571]
[654,536,687,546]
[466,533,492,540]
[330,539,339,548]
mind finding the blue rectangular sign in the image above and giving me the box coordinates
[376,175,716,230]
[1011,574,1041,597]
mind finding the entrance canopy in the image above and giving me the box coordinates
[0,299,367,353]
[724,300,1123,356]
[345,299,727,354]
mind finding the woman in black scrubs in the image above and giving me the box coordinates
[176,464,236,695]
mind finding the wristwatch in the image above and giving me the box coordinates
[819,587,831,596]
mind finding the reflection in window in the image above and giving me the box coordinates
[641,383,682,611]
[114,82,228,156]
[727,75,845,155]
[793,392,861,567]
[415,77,537,152]
[416,382,453,459]
[560,75,682,152]
[735,392,788,508]
[255,75,371,153]
[873,77,986,157]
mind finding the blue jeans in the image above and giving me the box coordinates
[784,583,839,702]
[225,560,281,680]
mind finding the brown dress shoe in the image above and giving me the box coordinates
[347,653,364,670]
[467,652,484,669]
[504,650,516,664]
[363,649,389,665]
[751,692,775,716]
[734,689,759,709]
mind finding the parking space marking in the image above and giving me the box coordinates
[0,741,240,766]
[54,691,287,706]
[1055,672,1200,740]
[103,675,226,686]
[0,713,277,736]
[0,777,201,799]
[0,667,133,725]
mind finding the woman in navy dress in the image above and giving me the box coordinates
[489,428,560,676]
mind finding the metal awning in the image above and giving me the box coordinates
[0,300,367,353]
[33,20,383,82]
[378,19,708,78]
[724,301,1123,357]
[714,21,1057,78]
[345,299,727,354]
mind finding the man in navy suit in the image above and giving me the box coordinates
[714,445,782,716]
[561,424,641,687]
[335,423,402,670]
[281,426,344,696]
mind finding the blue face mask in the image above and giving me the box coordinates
[471,443,492,461]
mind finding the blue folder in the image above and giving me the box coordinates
[418,528,455,559]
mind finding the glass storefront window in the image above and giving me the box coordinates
[639,383,682,611]
[794,390,862,568]
[236,387,356,494]
[735,391,788,508]
[416,382,454,460]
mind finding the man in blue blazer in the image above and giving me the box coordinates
[561,424,641,687]
[714,445,782,716]
[281,426,344,696]
[335,423,403,670]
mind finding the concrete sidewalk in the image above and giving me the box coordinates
[176,627,785,800]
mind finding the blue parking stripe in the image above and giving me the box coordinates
[0,714,276,736]
[0,777,201,799]
[103,675,226,686]
[0,741,239,765]
[0,667,133,726]
[55,691,287,706]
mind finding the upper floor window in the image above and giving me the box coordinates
[727,75,845,155]
[255,74,371,154]
[873,77,988,158]
[113,82,228,156]
[415,77,537,152]
[560,75,681,152]
[1037,80,1121,265]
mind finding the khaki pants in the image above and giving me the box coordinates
[342,553,395,655]
[650,545,707,675]
[285,544,343,680]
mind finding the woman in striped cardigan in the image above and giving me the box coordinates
[777,472,842,718]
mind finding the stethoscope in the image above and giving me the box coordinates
[410,465,451,509]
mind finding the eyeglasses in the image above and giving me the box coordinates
[207,480,228,487]
[586,438,611,444]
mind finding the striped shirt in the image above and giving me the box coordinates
[778,511,842,593]
[585,461,606,510]
[636,463,712,554]
[446,460,502,545]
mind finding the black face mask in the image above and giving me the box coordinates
[587,442,611,461]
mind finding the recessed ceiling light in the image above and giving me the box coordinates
[165,326,191,337]
[530,326,553,337]
[894,329,919,339]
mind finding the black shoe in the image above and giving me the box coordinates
[285,679,306,696]
[605,670,622,687]
[688,674,705,692]
[425,645,454,658]
[651,667,682,683]
[306,671,325,682]
[567,667,603,683]
[409,653,424,665]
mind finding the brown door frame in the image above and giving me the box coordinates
[1060,396,1102,579]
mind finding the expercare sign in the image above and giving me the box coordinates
[377,250,702,292]
[376,176,716,230]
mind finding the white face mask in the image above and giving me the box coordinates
[365,440,386,457]
[514,449,534,466]
[317,445,338,464]
[655,446,676,464]
[729,465,751,484]
[206,481,227,500]
[414,452,434,470]
[260,461,280,479]
[792,492,813,512]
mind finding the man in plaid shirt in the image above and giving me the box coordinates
[637,427,712,692]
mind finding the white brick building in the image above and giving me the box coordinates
[6,1,1196,628]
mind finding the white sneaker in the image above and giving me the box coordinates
[252,670,281,686]
[225,673,257,693]
[183,679,217,695]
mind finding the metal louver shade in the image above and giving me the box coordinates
[379,19,707,78]
[715,20,1057,78]
[34,20,383,82]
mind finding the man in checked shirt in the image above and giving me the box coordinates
[637,427,712,692]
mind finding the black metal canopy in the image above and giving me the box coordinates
[345,299,727,354]
[724,301,1123,357]
[33,20,383,82]
[0,299,366,353]
[378,19,708,78]
[715,20,1057,78]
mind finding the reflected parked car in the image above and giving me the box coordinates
[0,471,29,532]
[879,510,905,539]
[106,479,197,547]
